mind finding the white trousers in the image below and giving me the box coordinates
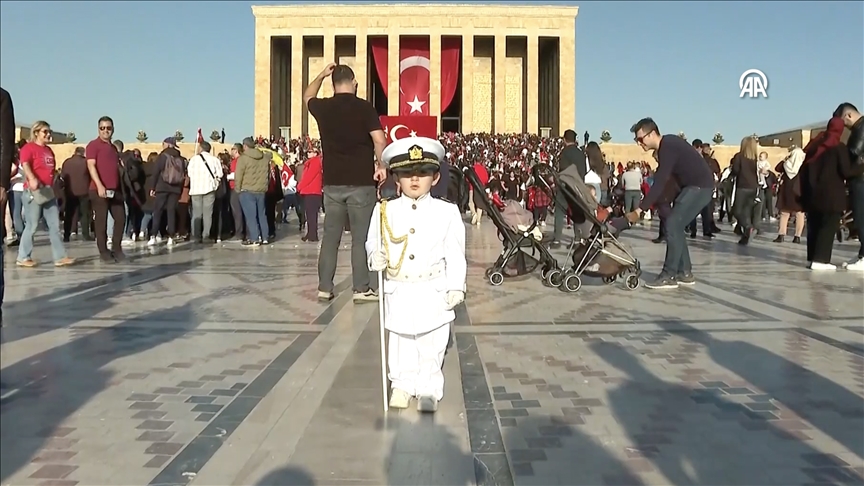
[388,323,451,400]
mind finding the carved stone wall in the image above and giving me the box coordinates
[505,58,523,134]
[472,57,493,133]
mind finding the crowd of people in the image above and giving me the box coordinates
[1,96,862,279]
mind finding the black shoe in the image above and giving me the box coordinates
[688,231,697,239]
[112,250,127,262]
[711,226,722,233]
[7,239,19,248]
[773,235,784,243]
[793,236,801,244]
[242,240,260,248]
[645,275,679,289]
[676,273,696,285]
[738,235,750,246]
[652,237,665,244]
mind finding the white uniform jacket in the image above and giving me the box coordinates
[366,194,467,335]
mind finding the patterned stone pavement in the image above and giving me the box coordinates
[1,218,862,486]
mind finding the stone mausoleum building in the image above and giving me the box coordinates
[252,3,578,138]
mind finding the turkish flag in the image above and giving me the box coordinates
[399,37,430,117]
[280,164,293,193]
[380,116,438,145]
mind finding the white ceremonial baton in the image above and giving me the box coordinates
[378,207,389,413]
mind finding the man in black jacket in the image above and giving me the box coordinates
[0,87,14,324]
[627,118,714,289]
[551,129,586,248]
[835,102,864,270]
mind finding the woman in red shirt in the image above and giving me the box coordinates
[16,121,74,267]
[297,153,323,242]
[470,161,490,225]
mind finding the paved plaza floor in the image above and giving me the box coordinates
[2,220,863,486]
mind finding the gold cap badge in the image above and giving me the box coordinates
[408,145,423,161]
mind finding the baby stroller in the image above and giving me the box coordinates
[532,164,642,292]
[459,165,560,286]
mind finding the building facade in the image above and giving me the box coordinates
[252,4,578,139]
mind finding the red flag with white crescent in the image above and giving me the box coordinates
[280,163,293,192]
[379,116,437,145]
[399,37,430,117]
[196,128,204,144]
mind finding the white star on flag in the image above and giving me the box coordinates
[407,95,426,114]
[409,130,418,137]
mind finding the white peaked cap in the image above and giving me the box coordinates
[382,136,445,170]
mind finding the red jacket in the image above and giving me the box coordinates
[229,157,239,190]
[297,155,323,195]
[470,163,489,191]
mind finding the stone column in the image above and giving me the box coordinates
[323,31,336,98]
[526,34,539,135]
[493,34,507,133]
[559,33,576,132]
[290,33,304,139]
[355,32,368,99]
[254,31,271,138]
[387,33,400,116]
[461,33,474,133]
[429,31,441,123]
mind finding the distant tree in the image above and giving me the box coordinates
[66,132,76,143]
[712,132,724,145]
[136,130,148,143]
[677,132,687,142]
[209,130,221,142]
[174,130,184,142]
[600,130,612,143]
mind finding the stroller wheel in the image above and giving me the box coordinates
[546,269,564,287]
[602,276,617,285]
[563,274,582,293]
[838,226,850,243]
[624,274,640,291]
[485,267,495,278]
[489,271,505,286]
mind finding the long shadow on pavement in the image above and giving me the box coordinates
[593,339,864,485]
[0,292,209,483]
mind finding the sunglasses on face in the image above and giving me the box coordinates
[99,126,113,132]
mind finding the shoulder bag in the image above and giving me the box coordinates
[201,155,227,198]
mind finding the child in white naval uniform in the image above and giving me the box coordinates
[366,136,467,413]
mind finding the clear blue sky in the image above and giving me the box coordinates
[1,1,861,144]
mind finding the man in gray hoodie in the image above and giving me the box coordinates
[235,137,270,246]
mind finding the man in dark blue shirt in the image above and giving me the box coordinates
[627,118,714,289]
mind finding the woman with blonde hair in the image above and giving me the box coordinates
[773,147,806,243]
[729,136,760,245]
[15,121,74,267]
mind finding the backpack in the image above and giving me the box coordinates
[161,153,186,185]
